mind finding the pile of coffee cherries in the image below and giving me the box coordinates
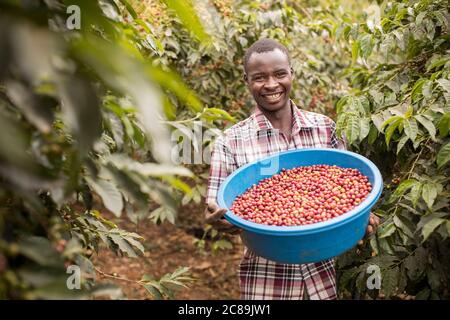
[230,165,372,226]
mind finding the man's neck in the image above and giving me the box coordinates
[258,102,293,137]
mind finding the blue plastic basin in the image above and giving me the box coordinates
[217,148,383,264]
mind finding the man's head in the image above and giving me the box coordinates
[243,38,294,113]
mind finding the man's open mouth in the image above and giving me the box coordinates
[262,92,284,103]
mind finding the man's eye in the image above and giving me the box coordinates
[253,76,264,81]
[276,72,287,78]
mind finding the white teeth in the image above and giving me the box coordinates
[265,93,282,100]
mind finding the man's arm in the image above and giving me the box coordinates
[205,134,241,234]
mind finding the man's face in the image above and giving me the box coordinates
[245,48,293,113]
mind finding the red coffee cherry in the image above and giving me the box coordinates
[230,165,372,226]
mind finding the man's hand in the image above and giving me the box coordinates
[204,202,242,235]
[358,213,380,246]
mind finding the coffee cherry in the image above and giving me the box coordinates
[230,165,372,226]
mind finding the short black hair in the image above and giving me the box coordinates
[243,38,291,73]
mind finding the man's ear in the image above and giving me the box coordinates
[290,67,294,77]
[243,73,248,83]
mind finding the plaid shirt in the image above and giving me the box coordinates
[207,101,346,300]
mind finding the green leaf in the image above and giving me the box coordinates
[124,237,145,255]
[161,0,211,44]
[413,136,426,150]
[371,113,385,131]
[390,179,417,201]
[368,125,378,145]
[411,79,426,102]
[132,122,146,148]
[409,183,423,208]
[106,113,124,149]
[436,141,450,168]
[393,215,414,238]
[421,218,446,242]
[144,65,203,114]
[338,266,358,288]
[355,96,370,116]
[106,164,148,208]
[382,266,399,298]
[0,111,36,172]
[117,0,137,19]
[18,236,63,267]
[384,118,403,146]
[109,231,137,258]
[421,183,439,210]
[378,222,396,239]
[162,176,191,194]
[359,118,370,141]
[345,115,360,145]
[143,283,163,300]
[404,118,418,142]
[404,105,414,119]
[108,154,193,177]
[426,55,450,72]
[85,177,123,217]
[121,116,134,141]
[434,10,449,29]
[143,266,193,299]
[397,266,408,293]
[359,34,374,58]
[378,237,395,255]
[437,112,450,137]
[212,239,233,250]
[149,206,176,225]
[369,237,379,255]
[169,266,192,279]
[415,114,436,141]
[72,38,172,162]
[57,74,101,154]
[193,191,201,204]
[427,267,443,292]
[416,11,427,25]
[384,91,398,105]
[18,268,69,288]
[5,80,54,134]
[27,281,88,300]
[336,113,348,135]
[202,107,236,122]
[336,96,349,114]
[351,40,359,65]
[422,80,433,99]
[397,135,409,154]
[404,247,427,281]
[437,78,450,99]
[369,90,384,107]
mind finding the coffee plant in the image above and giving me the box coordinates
[335,0,449,299]
[1,0,448,300]
[0,0,205,299]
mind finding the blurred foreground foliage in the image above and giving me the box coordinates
[0,0,448,300]
[0,0,203,299]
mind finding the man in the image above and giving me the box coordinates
[205,38,379,300]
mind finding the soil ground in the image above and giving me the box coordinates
[92,202,243,300]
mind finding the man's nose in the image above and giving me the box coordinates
[264,76,278,89]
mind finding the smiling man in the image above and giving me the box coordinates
[204,38,379,300]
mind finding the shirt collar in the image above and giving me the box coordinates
[253,100,314,134]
